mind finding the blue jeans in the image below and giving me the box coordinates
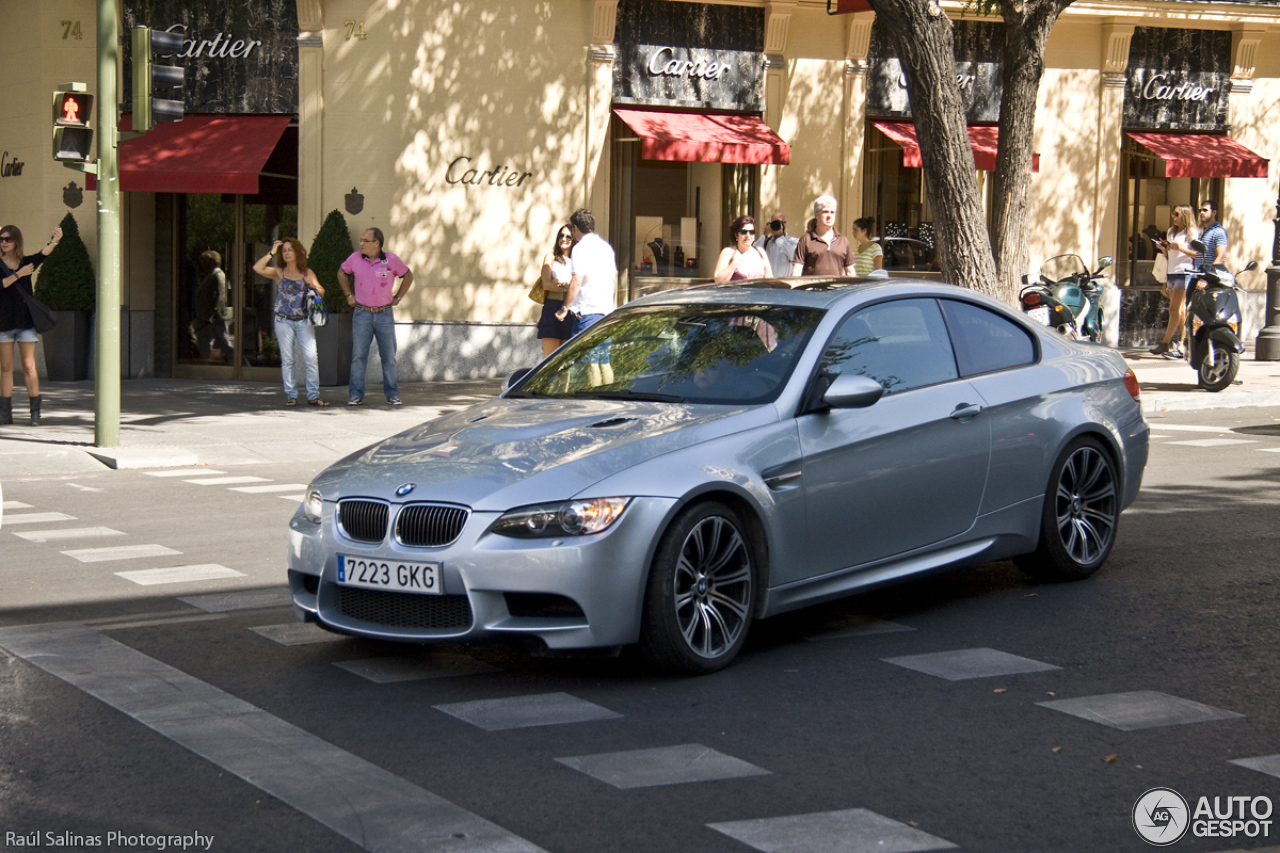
[350,307,399,400]
[274,316,319,401]
[573,313,609,364]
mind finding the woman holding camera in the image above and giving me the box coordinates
[1150,205,1199,358]
[253,238,329,407]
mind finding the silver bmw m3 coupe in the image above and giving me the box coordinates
[288,279,1148,674]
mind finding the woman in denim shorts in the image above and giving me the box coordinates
[0,224,62,426]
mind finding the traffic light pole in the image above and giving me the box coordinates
[95,0,121,447]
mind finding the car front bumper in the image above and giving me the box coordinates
[287,496,680,649]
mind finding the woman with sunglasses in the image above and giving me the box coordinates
[536,225,576,356]
[0,224,62,426]
[713,216,770,283]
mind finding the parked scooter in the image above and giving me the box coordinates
[1183,257,1258,391]
[1019,255,1113,342]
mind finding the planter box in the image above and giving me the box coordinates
[315,312,353,387]
[43,310,91,381]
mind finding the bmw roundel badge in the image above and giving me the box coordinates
[395,483,416,497]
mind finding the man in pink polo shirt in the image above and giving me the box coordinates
[337,227,414,406]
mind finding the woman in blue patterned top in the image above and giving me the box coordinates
[253,238,329,407]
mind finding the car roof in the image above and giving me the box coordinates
[625,277,988,311]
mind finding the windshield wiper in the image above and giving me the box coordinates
[571,389,686,403]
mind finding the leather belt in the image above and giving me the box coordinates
[356,302,393,313]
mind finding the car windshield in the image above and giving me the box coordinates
[510,304,825,404]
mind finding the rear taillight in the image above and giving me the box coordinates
[1123,368,1141,401]
[1022,292,1042,306]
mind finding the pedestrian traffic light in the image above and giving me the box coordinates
[132,26,185,132]
[52,84,94,162]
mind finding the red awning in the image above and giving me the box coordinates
[828,0,873,12]
[89,115,291,193]
[1126,131,1269,179]
[872,120,1040,173]
[614,108,790,165]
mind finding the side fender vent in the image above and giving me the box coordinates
[591,417,637,428]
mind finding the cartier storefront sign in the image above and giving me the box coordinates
[867,18,1003,122]
[1124,28,1230,132]
[613,0,765,112]
[123,0,298,115]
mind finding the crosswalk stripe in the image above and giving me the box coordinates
[1165,439,1256,447]
[183,476,271,486]
[115,565,247,586]
[229,484,310,494]
[0,624,545,853]
[4,512,76,525]
[143,468,227,477]
[62,544,182,563]
[2,500,33,510]
[12,527,126,543]
[277,494,306,502]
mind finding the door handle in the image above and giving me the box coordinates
[949,403,983,421]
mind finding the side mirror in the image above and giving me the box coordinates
[1243,261,1259,274]
[1190,239,1207,253]
[823,373,885,410]
[1021,274,1031,285]
[503,367,534,392]
[1097,256,1113,269]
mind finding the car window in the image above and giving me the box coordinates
[820,298,959,394]
[940,299,1037,376]
[512,305,825,405]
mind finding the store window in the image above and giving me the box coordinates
[864,18,1005,273]
[1115,27,1266,286]
[610,1,782,300]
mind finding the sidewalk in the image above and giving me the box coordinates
[3,350,1280,478]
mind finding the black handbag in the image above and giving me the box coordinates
[16,288,57,334]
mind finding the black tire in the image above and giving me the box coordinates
[639,502,756,675]
[1198,347,1239,392]
[1015,437,1119,581]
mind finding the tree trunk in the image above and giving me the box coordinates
[870,0,998,295]
[991,0,1075,304]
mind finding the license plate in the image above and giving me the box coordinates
[338,555,441,594]
[1026,306,1050,326]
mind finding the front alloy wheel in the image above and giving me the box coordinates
[1016,437,1119,581]
[640,502,755,674]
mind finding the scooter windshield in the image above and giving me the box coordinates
[1040,254,1088,282]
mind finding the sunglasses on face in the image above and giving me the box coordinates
[559,234,573,240]
[738,229,755,236]
[0,237,13,243]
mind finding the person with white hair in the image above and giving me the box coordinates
[790,195,855,277]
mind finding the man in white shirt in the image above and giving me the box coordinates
[556,208,617,385]
[755,210,799,277]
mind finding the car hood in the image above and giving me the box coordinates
[323,397,776,509]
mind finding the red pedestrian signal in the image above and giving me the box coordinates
[53,91,94,128]
[52,85,95,163]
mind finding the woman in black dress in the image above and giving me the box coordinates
[0,224,62,426]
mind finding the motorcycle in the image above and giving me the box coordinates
[1019,254,1113,342]
[1183,258,1258,392]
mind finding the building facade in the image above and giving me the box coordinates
[5,0,1278,382]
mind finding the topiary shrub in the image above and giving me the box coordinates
[308,209,355,314]
[35,212,96,312]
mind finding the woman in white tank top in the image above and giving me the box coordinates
[713,216,771,283]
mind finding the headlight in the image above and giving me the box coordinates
[491,497,631,538]
[304,486,324,523]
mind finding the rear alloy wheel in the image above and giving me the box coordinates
[1198,347,1239,392]
[1016,437,1119,581]
[639,502,755,675]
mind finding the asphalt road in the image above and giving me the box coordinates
[4,408,1280,853]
